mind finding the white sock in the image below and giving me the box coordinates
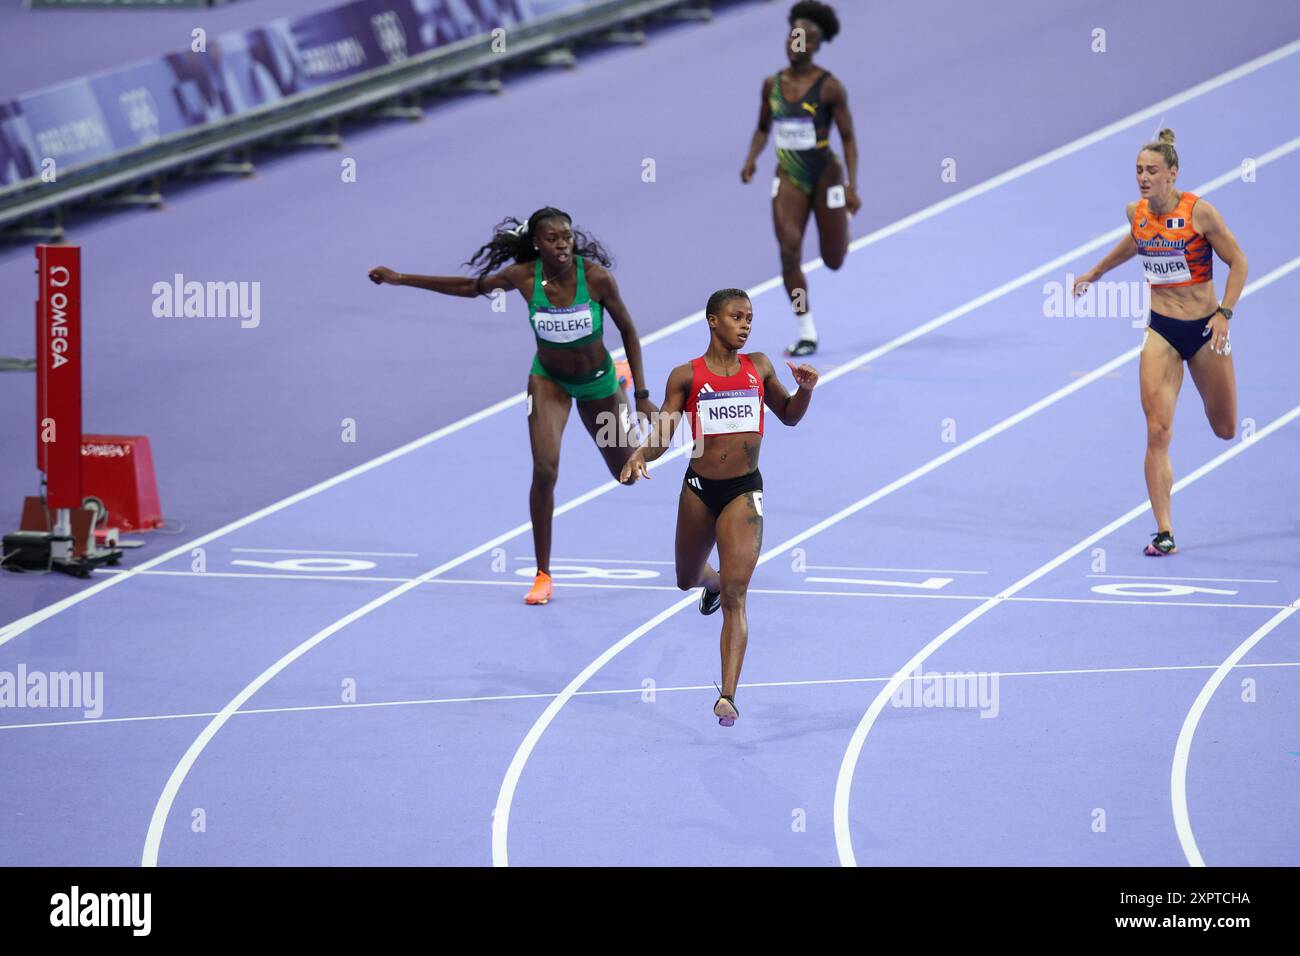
[796,310,817,342]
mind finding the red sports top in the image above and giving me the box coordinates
[684,353,765,439]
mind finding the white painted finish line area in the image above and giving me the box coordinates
[88,567,1293,610]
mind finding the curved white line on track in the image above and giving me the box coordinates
[129,221,1134,862]
[141,169,1300,865]
[492,346,1148,865]
[1170,602,1300,867]
[494,253,1300,866]
[832,254,1300,865]
[5,37,1299,646]
[136,450,684,866]
[832,404,1300,866]
[149,263,1057,862]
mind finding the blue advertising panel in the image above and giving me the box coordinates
[0,0,583,189]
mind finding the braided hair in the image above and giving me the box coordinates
[464,207,614,276]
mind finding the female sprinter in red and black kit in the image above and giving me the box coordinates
[1074,130,1247,556]
[740,1,859,357]
[369,207,658,604]
[620,289,817,725]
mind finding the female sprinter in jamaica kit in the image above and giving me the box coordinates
[740,1,860,358]
[369,207,658,605]
[619,289,818,726]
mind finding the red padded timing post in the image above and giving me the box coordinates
[36,245,83,531]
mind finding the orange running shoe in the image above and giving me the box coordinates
[524,570,553,605]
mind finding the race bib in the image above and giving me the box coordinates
[533,305,594,343]
[697,388,761,435]
[774,116,816,151]
[1138,251,1191,285]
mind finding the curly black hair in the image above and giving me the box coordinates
[464,206,614,276]
[788,1,840,42]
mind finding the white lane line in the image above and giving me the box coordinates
[83,564,1300,608]
[5,40,1299,645]
[146,214,1058,863]
[136,458,666,867]
[8,660,1299,734]
[91,569,474,584]
[1171,601,1300,867]
[84,568,1296,610]
[229,548,420,557]
[805,576,954,590]
[498,252,1300,868]
[140,185,1300,867]
[834,38,1300,263]
[832,403,1300,867]
[491,344,1141,865]
[994,595,1287,611]
[490,590,701,864]
[518,557,678,565]
[742,139,1300,404]
[805,565,989,575]
[1087,574,1279,584]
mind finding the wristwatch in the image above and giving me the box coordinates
[1215,306,1233,320]
[633,388,650,400]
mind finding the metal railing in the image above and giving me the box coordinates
[1,0,728,240]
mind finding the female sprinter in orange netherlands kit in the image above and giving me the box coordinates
[620,289,817,726]
[370,207,658,604]
[1074,129,1247,556]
